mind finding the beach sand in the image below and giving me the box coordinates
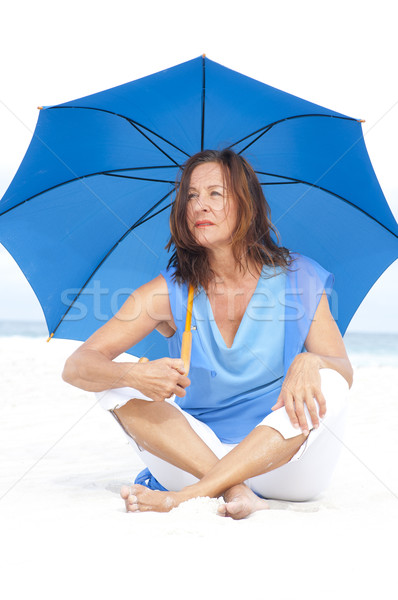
[0,337,397,599]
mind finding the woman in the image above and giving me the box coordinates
[62,149,353,519]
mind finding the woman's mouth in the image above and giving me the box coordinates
[195,221,214,227]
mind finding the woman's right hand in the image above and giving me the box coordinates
[132,358,190,402]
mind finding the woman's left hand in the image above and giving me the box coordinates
[271,352,326,435]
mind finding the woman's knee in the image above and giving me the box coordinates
[114,397,153,418]
[318,368,350,422]
[320,368,349,395]
[94,386,153,411]
[249,465,334,502]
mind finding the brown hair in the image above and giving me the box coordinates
[165,149,293,290]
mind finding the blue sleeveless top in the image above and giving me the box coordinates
[160,252,334,444]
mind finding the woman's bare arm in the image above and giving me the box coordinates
[303,291,354,388]
[272,291,353,433]
[62,274,190,400]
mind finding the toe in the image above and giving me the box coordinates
[217,504,228,517]
[128,495,137,505]
[120,485,131,499]
[224,499,248,520]
[225,498,241,513]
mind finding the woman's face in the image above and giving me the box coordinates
[186,162,238,250]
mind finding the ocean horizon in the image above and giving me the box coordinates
[0,319,397,367]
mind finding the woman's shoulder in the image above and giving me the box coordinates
[287,251,330,273]
[159,265,187,291]
[287,251,334,292]
[160,265,177,281]
[134,273,171,312]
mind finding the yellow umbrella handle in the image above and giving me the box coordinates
[138,283,195,375]
[181,284,194,375]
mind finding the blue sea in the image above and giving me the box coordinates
[0,320,397,367]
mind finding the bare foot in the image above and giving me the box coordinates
[120,484,189,513]
[217,484,269,520]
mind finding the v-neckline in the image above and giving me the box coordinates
[203,266,265,350]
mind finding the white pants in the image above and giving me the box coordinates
[95,368,350,501]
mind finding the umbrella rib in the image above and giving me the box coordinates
[0,167,179,218]
[201,55,206,151]
[228,113,359,152]
[48,189,175,338]
[236,125,273,155]
[103,173,176,184]
[261,181,298,186]
[133,200,173,228]
[126,119,181,166]
[106,165,179,170]
[47,105,191,158]
[255,170,398,238]
[126,186,176,228]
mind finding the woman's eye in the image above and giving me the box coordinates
[211,191,221,196]
[187,193,197,200]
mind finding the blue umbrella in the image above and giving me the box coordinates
[0,56,397,359]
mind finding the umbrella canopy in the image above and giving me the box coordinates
[0,56,397,359]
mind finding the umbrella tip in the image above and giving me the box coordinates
[37,106,43,110]
[358,119,365,123]
[202,53,206,58]
[47,333,54,342]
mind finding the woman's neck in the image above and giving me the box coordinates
[206,248,262,289]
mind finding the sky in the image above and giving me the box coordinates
[0,0,397,333]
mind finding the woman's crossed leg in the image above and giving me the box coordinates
[103,369,348,519]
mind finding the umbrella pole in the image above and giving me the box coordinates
[139,284,194,375]
[181,284,194,375]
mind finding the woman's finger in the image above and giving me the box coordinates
[293,396,309,435]
[273,385,290,411]
[271,395,284,411]
[315,389,327,419]
[169,358,186,374]
[303,393,319,430]
[173,387,186,398]
[177,375,191,389]
[283,392,300,430]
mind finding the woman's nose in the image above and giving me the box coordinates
[193,193,209,211]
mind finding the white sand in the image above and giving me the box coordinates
[0,337,397,599]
